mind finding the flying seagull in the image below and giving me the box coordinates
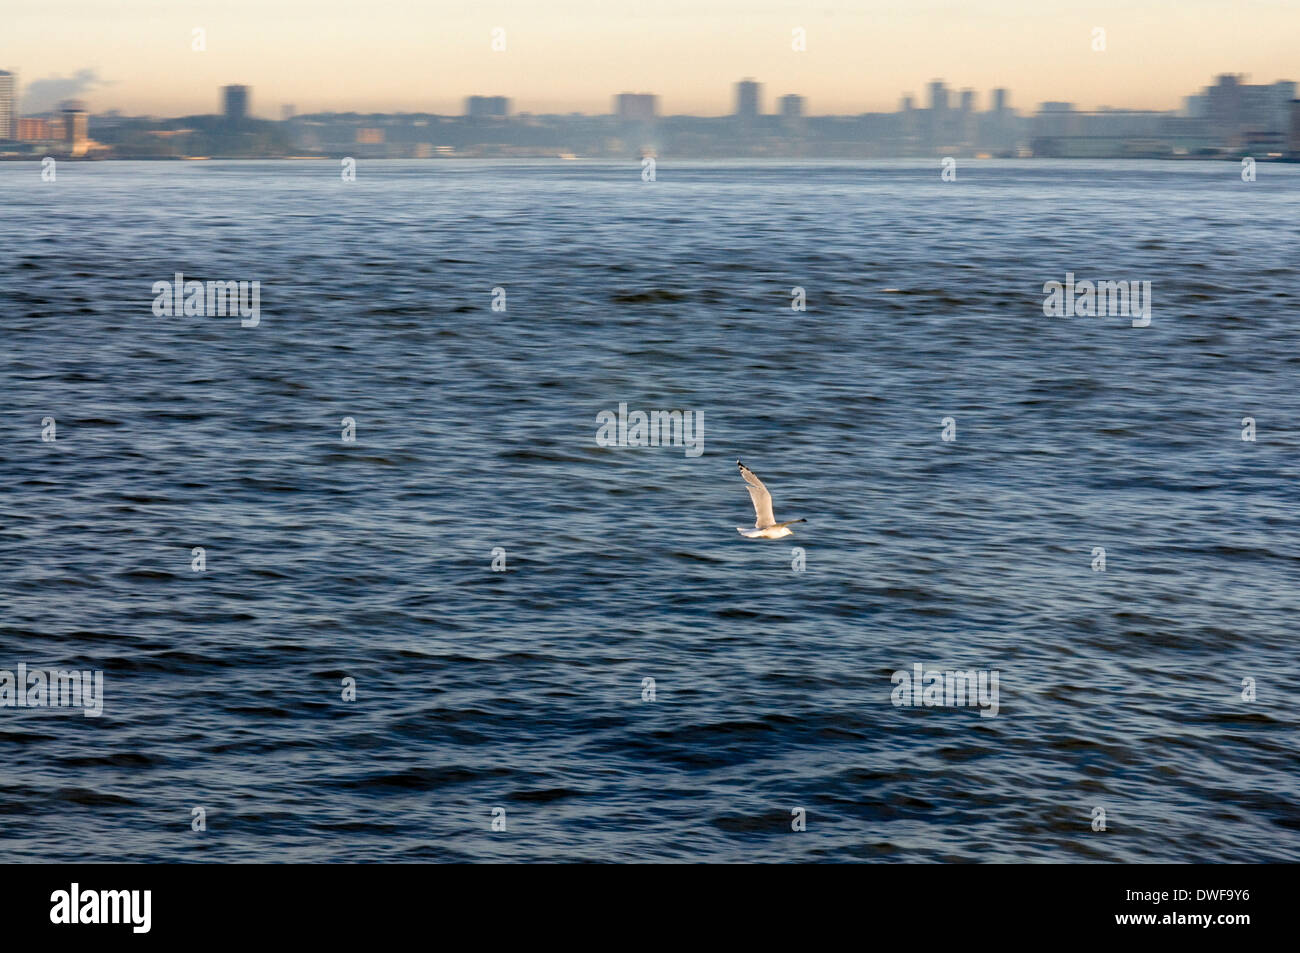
[736,460,807,539]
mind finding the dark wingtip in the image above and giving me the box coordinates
[736,459,742,467]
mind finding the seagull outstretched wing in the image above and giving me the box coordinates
[738,460,776,528]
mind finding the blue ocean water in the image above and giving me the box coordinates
[0,159,1297,862]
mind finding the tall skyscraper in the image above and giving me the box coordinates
[222,85,250,123]
[928,80,949,112]
[926,80,951,149]
[987,88,1013,153]
[465,96,510,118]
[779,94,805,119]
[957,89,976,145]
[615,93,658,122]
[0,70,15,140]
[735,79,761,119]
[62,99,88,156]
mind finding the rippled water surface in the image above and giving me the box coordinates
[1,159,1298,862]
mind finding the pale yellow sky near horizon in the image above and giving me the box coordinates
[5,0,1297,116]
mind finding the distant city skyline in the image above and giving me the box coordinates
[6,70,1292,163]
[4,0,1298,117]
[3,73,1296,124]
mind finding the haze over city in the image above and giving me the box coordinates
[6,0,1299,117]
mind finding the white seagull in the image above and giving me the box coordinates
[736,460,807,539]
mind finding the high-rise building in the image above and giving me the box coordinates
[62,99,89,156]
[735,79,761,119]
[223,85,250,123]
[928,80,949,112]
[1206,73,1241,132]
[984,88,1014,153]
[1268,81,1296,131]
[465,95,510,118]
[0,70,15,140]
[615,93,658,122]
[779,94,805,119]
[957,89,977,145]
[17,117,53,140]
[924,80,952,149]
[1200,74,1295,146]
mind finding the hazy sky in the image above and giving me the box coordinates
[5,0,1297,116]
